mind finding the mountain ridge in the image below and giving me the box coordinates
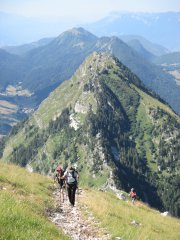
[2,37,54,55]
[2,52,179,217]
[125,39,156,61]
[119,34,169,56]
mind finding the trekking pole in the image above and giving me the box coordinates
[59,186,62,205]
[77,181,79,195]
[65,180,68,201]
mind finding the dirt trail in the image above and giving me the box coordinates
[49,187,111,240]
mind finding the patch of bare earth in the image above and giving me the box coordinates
[49,187,111,240]
[0,100,18,115]
[169,70,180,85]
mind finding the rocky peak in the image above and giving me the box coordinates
[54,27,97,46]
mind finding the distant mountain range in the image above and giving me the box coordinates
[1,11,180,51]
[3,38,54,56]
[85,12,180,51]
[0,27,179,136]
[1,52,179,216]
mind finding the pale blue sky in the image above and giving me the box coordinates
[0,0,180,22]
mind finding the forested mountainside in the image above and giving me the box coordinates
[1,53,179,216]
[0,28,179,136]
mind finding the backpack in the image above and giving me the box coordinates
[67,169,77,184]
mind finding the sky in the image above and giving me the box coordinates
[0,0,180,23]
[0,0,179,46]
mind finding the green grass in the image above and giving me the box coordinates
[133,85,177,118]
[33,71,87,127]
[2,130,26,161]
[80,189,180,240]
[0,161,69,240]
[79,168,109,188]
[135,100,156,166]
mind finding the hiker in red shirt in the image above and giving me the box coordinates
[129,188,136,205]
[54,165,66,202]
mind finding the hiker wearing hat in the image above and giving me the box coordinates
[129,188,137,205]
[61,166,78,206]
[54,165,65,202]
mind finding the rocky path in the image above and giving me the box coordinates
[49,187,111,240]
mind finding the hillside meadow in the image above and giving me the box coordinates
[79,189,180,240]
[0,161,69,240]
[0,161,179,240]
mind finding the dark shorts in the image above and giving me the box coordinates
[58,180,65,188]
[67,182,77,188]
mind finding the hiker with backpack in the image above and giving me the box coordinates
[61,166,78,206]
[54,165,66,202]
[129,188,137,205]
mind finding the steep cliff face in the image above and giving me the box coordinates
[2,52,179,216]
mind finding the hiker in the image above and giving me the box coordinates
[129,188,136,205]
[61,166,78,206]
[54,165,66,202]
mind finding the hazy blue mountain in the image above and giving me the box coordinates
[85,12,180,51]
[0,49,24,90]
[22,27,98,92]
[119,35,169,57]
[118,39,156,61]
[2,37,54,55]
[0,28,97,93]
[154,52,180,65]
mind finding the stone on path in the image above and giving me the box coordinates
[49,188,111,240]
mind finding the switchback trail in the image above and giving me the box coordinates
[49,187,111,240]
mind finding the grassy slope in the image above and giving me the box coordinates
[0,161,69,240]
[134,85,177,117]
[0,162,179,240]
[32,53,97,128]
[80,189,180,240]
